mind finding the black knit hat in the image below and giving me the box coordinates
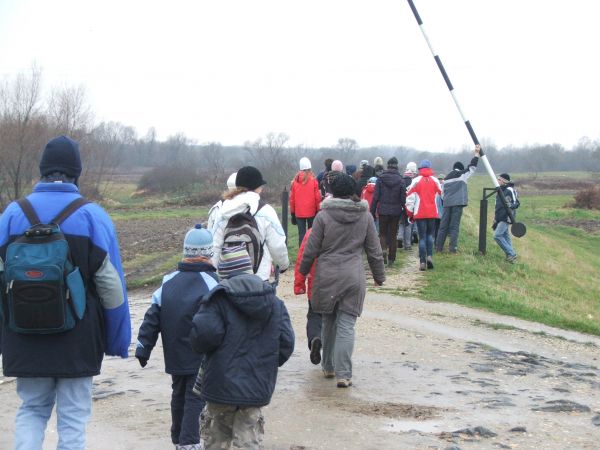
[236,166,267,190]
[387,157,398,169]
[39,136,82,180]
[498,173,511,183]
[330,174,356,197]
[453,161,464,171]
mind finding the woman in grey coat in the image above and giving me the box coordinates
[299,174,386,388]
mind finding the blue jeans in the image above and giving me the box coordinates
[296,217,314,247]
[15,377,93,450]
[416,219,436,263]
[321,307,357,379]
[493,221,516,257]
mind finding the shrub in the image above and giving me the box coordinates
[137,165,200,194]
[573,185,600,209]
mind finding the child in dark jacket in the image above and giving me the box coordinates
[190,244,295,450]
[135,224,218,450]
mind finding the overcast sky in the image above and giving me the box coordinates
[1,0,598,152]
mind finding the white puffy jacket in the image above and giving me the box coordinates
[211,191,289,281]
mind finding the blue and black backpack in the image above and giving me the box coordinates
[1,197,88,334]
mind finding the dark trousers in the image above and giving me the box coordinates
[171,374,205,446]
[378,215,401,262]
[297,217,314,247]
[416,218,436,263]
[436,205,464,252]
[306,301,322,349]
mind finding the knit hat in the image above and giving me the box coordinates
[453,161,464,171]
[39,136,82,180]
[346,164,357,176]
[218,244,253,279]
[498,173,511,183]
[360,160,369,168]
[299,157,312,171]
[374,156,384,167]
[226,172,237,190]
[330,173,356,197]
[236,166,266,190]
[368,176,378,184]
[406,161,417,174]
[387,157,398,169]
[418,159,432,169]
[331,160,344,172]
[183,224,213,258]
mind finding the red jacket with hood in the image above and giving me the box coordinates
[361,183,376,212]
[405,167,442,220]
[290,171,321,218]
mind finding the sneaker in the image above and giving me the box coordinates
[310,337,322,365]
[426,257,434,269]
[323,369,335,379]
[337,378,352,388]
[419,262,426,271]
[404,245,412,251]
[507,254,518,264]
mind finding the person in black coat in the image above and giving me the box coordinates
[370,157,406,265]
[135,224,217,450]
[189,244,294,449]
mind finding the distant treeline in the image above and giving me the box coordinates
[1,68,599,207]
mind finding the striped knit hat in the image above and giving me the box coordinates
[218,244,253,279]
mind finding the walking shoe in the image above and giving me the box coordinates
[323,369,335,379]
[397,239,403,249]
[507,254,518,264]
[419,262,426,271]
[310,337,322,365]
[426,256,434,269]
[337,379,352,388]
[404,245,412,251]
[387,259,395,267]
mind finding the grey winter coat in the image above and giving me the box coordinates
[299,198,385,317]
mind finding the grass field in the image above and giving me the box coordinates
[419,173,600,335]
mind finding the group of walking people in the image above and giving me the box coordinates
[0,135,520,450]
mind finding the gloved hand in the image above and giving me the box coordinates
[137,356,148,368]
[491,221,498,231]
[291,213,297,225]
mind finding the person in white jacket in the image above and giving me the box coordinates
[211,166,289,281]
[206,172,237,234]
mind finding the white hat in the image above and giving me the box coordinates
[406,162,417,174]
[226,172,237,190]
[299,157,312,171]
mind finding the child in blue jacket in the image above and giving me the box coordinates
[190,244,295,450]
[136,224,217,450]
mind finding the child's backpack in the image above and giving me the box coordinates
[1,197,88,334]
[222,200,266,274]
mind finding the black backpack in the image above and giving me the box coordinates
[221,200,266,274]
[1,198,88,334]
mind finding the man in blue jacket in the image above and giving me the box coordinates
[0,136,130,449]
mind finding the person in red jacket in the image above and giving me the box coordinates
[290,157,322,246]
[294,228,322,365]
[361,176,379,230]
[405,159,442,271]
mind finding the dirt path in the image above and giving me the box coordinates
[1,263,600,449]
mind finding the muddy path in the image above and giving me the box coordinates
[2,264,600,449]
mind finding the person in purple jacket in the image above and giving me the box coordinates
[0,136,131,450]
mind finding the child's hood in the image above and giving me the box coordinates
[219,273,275,319]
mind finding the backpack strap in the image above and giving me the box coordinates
[254,199,266,216]
[51,197,90,225]
[17,199,41,226]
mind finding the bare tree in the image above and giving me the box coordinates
[243,132,295,186]
[201,142,226,185]
[47,84,92,140]
[336,137,358,163]
[0,65,48,204]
